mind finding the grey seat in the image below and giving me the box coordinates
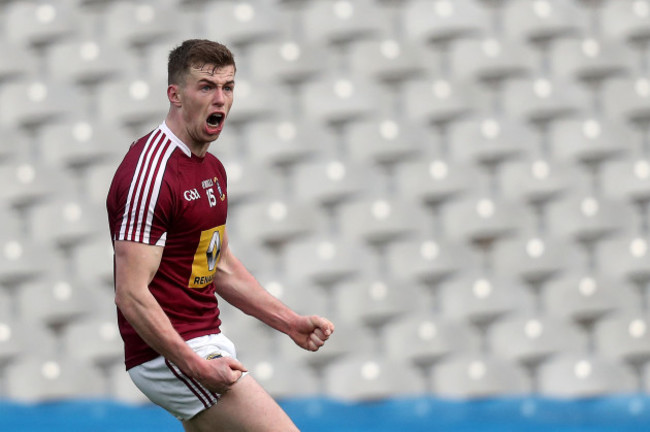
[537,353,637,397]
[431,354,530,398]
[324,354,425,401]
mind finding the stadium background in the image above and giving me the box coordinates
[1,0,650,430]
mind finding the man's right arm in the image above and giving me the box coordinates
[113,240,246,394]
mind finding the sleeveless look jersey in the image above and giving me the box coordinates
[107,122,228,370]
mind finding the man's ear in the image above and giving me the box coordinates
[168,84,182,107]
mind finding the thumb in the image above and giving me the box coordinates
[225,356,248,373]
[311,315,334,336]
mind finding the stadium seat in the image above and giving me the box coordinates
[503,0,586,44]
[283,234,367,286]
[335,276,420,330]
[245,119,321,168]
[499,157,574,206]
[251,274,330,319]
[595,312,650,370]
[431,354,530,398]
[279,320,375,371]
[404,76,479,126]
[348,38,428,84]
[217,157,273,207]
[30,200,106,250]
[449,116,530,166]
[602,156,650,205]
[0,41,38,83]
[404,0,489,45]
[385,312,480,369]
[551,36,633,83]
[597,233,650,285]
[62,314,123,368]
[439,271,530,329]
[4,355,104,402]
[345,118,426,166]
[301,73,380,125]
[537,353,637,397]
[501,76,589,124]
[216,304,276,362]
[494,234,581,286]
[0,236,63,287]
[550,117,635,165]
[96,75,168,131]
[5,1,78,48]
[203,0,283,48]
[443,194,526,246]
[248,357,321,399]
[39,119,130,171]
[324,354,425,400]
[338,197,426,246]
[248,40,329,85]
[302,0,389,45]
[602,76,650,125]
[17,277,100,333]
[0,162,77,214]
[602,0,650,46]
[293,159,374,207]
[221,77,281,126]
[104,1,178,48]
[490,313,587,368]
[0,79,79,129]
[49,39,134,86]
[395,158,478,208]
[546,192,633,244]
[232,198,318,248]
[70,237,114,287]
[386,237,479,287]
[543,271,637,330]
[451,35,535,84]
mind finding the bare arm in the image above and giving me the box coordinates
[113,240,246,393]
[214,231,334,351]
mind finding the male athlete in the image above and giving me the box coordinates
[106,39,334,431]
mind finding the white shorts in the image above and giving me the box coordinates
[128,333,244,421]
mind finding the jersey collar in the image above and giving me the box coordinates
[160,121,192,158]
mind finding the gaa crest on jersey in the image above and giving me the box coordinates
[189,225,225,289]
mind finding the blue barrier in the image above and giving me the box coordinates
[1,396,650,431]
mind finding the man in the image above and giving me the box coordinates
[106,39,334,431]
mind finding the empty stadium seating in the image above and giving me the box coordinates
[0,0,648,406]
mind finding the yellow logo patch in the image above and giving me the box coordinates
[188,225,225,289]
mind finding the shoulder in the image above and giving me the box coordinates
[206,152,227,182]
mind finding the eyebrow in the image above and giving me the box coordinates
[197,78,235,87]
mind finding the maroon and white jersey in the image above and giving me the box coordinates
[107,122,228,369]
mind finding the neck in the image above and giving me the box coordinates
[165,111,210,158]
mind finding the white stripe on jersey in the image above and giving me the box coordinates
[133,135,169,242]
[118,130,160,241]
[142,143,176,244]
[118,128,172,244]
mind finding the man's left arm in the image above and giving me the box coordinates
[213,230,334,351]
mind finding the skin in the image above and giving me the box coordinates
[114,63,334,431]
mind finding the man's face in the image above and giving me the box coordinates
[175,64,235,146]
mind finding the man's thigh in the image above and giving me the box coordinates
[183,374,300,432]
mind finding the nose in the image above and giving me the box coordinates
[213,88,225,106]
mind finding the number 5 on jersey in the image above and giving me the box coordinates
[189,225,225,288]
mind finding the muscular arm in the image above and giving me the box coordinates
[214,231,334,351]
[114,240,245,393]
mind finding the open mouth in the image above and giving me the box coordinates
[207,113,224,128]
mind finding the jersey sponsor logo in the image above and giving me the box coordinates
[189,225,225,289]
[184,188,201,201]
